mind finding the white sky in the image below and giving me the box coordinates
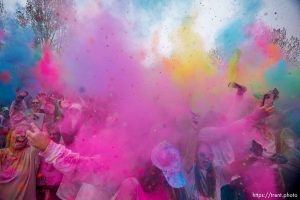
[3,0,300,50]
[195,0,300,49]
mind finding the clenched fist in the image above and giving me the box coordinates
[26,123,50,151]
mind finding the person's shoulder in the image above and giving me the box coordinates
[0,147,9,153]
[24,145,40,156]
[0,148,9,159]
[221,184,234,194]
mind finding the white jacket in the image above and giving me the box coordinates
[39,141,112,200]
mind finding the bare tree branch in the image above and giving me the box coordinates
[272,27,300,66]
[16,0,74,52]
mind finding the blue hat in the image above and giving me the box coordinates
[151,141,186,188]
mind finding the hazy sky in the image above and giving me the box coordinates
[3,0,300,50]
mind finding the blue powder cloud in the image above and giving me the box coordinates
[216,0,263,58]
[0,18,38,105]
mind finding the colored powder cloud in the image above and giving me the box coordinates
[216,0,263,59]
[0,18,38,105]
[56,11,194,186]
[265,60,300,102]
[0,0,299,197]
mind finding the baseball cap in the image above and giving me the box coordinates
[151,141,186,188]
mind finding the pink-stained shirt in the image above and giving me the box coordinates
[112,177,172,200]
[39,140,113,200]
[198,109,279,199]
[0,147,40,200]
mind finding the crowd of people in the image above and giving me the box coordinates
[0,83,299,200]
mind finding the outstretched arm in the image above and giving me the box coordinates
[27,123,107,185]
[198,105,274,143]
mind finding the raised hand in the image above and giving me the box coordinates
[26,123,50,151]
